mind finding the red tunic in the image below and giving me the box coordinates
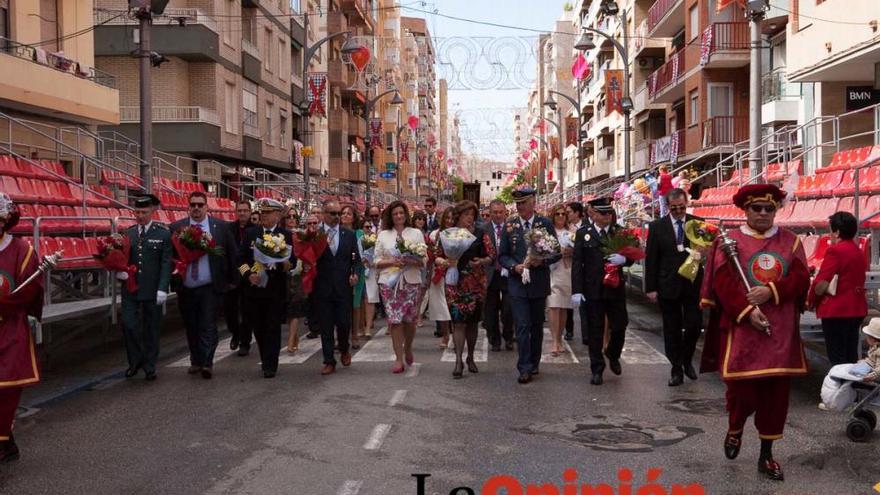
[0,235,43,389]
[700,226,810,381]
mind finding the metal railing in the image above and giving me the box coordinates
[0,36,116,89]
[702,116,748,147]
[94,8,218,33]
[646,49,684,99]
[119,106,221,126]
[647,0,682,33]
[706,22,749,54]
[761,68,802,104]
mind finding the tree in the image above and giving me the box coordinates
[495,170,527,204]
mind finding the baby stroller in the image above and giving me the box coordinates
[823,365,879,442]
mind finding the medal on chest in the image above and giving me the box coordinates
[747,251,787,285]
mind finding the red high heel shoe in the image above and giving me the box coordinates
[391,363,405,374]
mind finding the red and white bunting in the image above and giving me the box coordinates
[307,73,328,116]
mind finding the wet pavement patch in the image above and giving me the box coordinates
[661,397,727,417]
[517,414,702,452]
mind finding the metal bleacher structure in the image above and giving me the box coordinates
[0,110,400,352]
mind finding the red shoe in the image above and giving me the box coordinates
[405,352,414,366]
[341,352,352,366]
[391,363,405,374]
[758,458,784,481]
[321,364,336,375]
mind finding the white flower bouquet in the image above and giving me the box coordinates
[439,227,477,286]
[252,233,292,288]
[522,227,560,284]
[383,237,428,288]
[360,232,377,277]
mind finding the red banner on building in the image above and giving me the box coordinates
[307,73,328,117]
[566,117,577,146]
[605,69,624,116]
[716,0,744,12]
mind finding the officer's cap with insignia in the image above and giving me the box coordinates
[587,196,614,213]
[511,185,537,203]
[255,197,285,213]
[131,193,161,208]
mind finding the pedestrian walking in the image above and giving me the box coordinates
[362,205,383,338]
[226,201,254,355]
[341,204,366,350]
[427,207,454,348]
[285,208,308,353]
[482,200,513,352]
[547,204,573,357]
[563,201,586,343]
[423,197,439,232]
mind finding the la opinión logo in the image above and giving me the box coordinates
[413,468,705,495]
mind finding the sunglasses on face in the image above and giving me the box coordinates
[554,212,567,217]
[189,202,206,208]
[324,211,340,216]
[596,210,612,216]
[749,204,777,214]
[668,205,687,211]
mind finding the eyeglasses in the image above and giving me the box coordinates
[596,210,613,216]
[748,204,777,214]
[324,211,340,216]
[189,202,206,208]
[668,205,687,211]
[554,212,567,217]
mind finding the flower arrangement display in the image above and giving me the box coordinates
[93,233,137,292]
[677,219,721,282]
[600,228,645,288]
[172,225,224,279]
[291,229,327,294]
[439,227,477,286]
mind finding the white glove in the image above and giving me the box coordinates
[571,293,585,308]
[116,271,129,281]
[607,253,626,266]
[156,290,168,305]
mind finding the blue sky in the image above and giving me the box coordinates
[399,0,568,162]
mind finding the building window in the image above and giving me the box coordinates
[688,5,699,41]
[265,28,274,73]
[243,80,258,136]
[225,82,237,133]
[0,0,9,50]
[278,37,285,78]
[266,102,274,145]
[290,0,301,13]
[689,90,699,127]
[280,110,288,150]
[291,45,303,80]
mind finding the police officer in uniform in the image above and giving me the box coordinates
[117,194,172,381]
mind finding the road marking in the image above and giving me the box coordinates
[351,327,396,362]
[441,328,488,362]
[388,389,407,407]
[540,328,580,364]
[406,363,421,377]
[621,332,668,365]
[277,336,323,364]
[167,337,235,368]
[363,424,392,450]
[337,480,363,495]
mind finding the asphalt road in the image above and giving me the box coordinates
[1,301,878,495]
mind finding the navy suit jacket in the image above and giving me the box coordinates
[498,214,560,299]
[169,216,239,293]
[571,222,633,301]
[313,226,361,299]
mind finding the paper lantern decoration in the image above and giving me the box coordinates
[408,115,419,131]
[571,53,590,81]
[351,46,371,72]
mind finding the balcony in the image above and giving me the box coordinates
[328,59,346,86]
[242,38,262,82]
[647,0,685,38]
[648,129,684,166]
[95,9,221,63]
[631,18,666,60]
[120,106,221,126]
[341,0,375,31]
[701,116,747,148]
[0,37,119,124]
[646,50,685,104]
[591,146,614,179]
[699,22,749,68]
[631,83,665,115]
[761,68,802,125]
[348,115,366,137]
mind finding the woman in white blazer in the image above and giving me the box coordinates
[375,201,427,373]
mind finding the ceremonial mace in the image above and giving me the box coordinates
[10,250,63,295]
[717,232,771,336]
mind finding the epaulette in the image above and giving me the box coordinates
[154,222,169,230]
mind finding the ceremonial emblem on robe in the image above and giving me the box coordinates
[0,270,12,298]
[747,252,786,285]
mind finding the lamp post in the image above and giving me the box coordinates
[363,89,404,207]
[573,1,634,182]
[546,82,583,199]
[536,115,564,197]
[300,14,360,210]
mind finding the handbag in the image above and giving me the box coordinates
[827,274,838,296]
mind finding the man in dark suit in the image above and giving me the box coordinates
[226,200,254,355]
[313,200,361,375]
[499,187,560,384]
[564,201,586,342]
[169,191,239,379]
[482,199,513,351]
[118,194,172,381]
[423,197,439,232]
[238,198,294,378]
[571,197,632,385]
[644,188,703,386]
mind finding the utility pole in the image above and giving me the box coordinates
[621,7,631,183]
[747,0,768,181]
[396,109,401,196]
[537,34,547,201]
[137,11,153,193]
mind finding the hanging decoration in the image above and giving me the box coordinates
[293,141,304,171]
[408,115,419,131]
[301,145,314,158]
[369,118,383,149]
[699,26,713,66]
[307,73,328,116]
[716,0,744,12]
[571,53,590,81]
[605,69,624,116]
[399,141,409,163]
[521,150,531,160]
[350,46,371,72]
[435,149,446,161]
[428,132,437,146]
[529,138,538,150]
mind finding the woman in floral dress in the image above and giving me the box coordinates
[434,200,495,378]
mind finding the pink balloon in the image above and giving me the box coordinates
[571,54,591,81]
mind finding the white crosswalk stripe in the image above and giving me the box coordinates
[277,336,324,364]
[621,332,669,365]
[540,328,579,364]
[440,328,488,362]
[351,327,397,362]
[166,337,236,368]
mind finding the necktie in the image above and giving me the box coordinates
[524,220,531,230]
[494,224,502,269]
[139,225,145,240]
[328,228,337,255]
[600,229,608,240]
[676,219,684,245]
[191,222,203,281]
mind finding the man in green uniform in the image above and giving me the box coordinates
[116,193,172,381]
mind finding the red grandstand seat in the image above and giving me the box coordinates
[774,201,796,226]
[39,236,58,257]
[0,155,24,177]
[809,198,840,228]
[13,177,39,202]
[807,235,831,272]
[795,175,820,199]
[834,170,856,196]
[800,234,819,261]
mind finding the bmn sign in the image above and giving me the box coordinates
[845,86,880,112]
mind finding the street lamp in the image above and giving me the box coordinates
[545,88,584,200]
[537,115,564,196]
[363,89,404,207]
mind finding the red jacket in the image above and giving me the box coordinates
[809,239,867,319]
[658,172,674,195]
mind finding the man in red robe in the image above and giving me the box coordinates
[0,193,44,463]
[700,184,809,481]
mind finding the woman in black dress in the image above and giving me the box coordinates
[434,200,495,378]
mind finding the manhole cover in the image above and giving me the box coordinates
[662,398,727,416]
[517,414,701,452]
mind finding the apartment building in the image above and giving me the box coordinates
[401,16,438,198]
[0,0,119,173]
[94,0,295,181]
[373,0,408,196]
[546,12,575,191]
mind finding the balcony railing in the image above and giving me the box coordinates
[94,8,218,33]
[242,38,261,59]
[647,0,681,33]
[700,22,749,63]
[702,116,747,147]
[761,68,802,104]
[0,36,116,89]
[647,49,684,99]
[120,106,221,126]
[649,129,685,166]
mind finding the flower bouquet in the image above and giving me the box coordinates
[439,227,476,286]
[600,228,645,288]
[677,219,721,282]
[552,229,575,271]
[522,227,561,284]
[252,232,293,288]
[172,225,224,280]
[291,229,325,293]
[360,232,377,278]
[384,237,427,288]
[93,233,137,293]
